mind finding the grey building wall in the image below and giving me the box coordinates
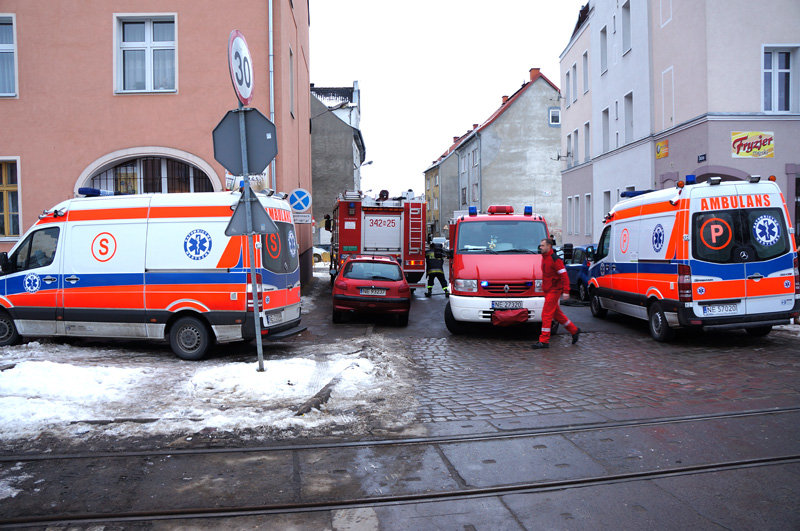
[462,80,563,241]
[310,94,364,244]
[438,152,459,235]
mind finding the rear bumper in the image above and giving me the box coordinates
[448,294,545,323]
[677,299,800,329]
[333,294,410,314]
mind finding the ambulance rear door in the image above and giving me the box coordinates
[60,197,149,337]
[736,182,795,315]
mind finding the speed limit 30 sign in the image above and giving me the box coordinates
[228,30,253,106]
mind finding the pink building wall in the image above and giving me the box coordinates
[0,0,311,267]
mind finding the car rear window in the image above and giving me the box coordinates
[692,207,790,263]
[343,261,403,281]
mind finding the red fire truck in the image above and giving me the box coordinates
[328,190,427,284]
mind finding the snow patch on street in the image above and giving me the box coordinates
[0,334,413,444]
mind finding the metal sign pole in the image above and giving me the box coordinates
[238,102,266,372]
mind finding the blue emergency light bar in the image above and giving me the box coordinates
[468,206,478,216]
[524,206,533,216]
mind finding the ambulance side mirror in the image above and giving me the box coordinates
[585,245,595,262]
[0,252,11,275]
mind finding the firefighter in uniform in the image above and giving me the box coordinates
[425,243,449,297]
[531,238,580,349]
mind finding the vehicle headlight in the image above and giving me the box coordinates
[454,279,478,292]
[535,280,543,291]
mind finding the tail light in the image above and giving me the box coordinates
[335,280,348,290]
[794,257,799,295]
[678,264,692,302]
[246,273,264,310]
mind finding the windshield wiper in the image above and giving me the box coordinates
[370,275,396,281]
[496,248,535,254]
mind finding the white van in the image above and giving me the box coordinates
[0,191,303,359]
[588,176,800,341]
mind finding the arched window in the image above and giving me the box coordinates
[88,157,214,194]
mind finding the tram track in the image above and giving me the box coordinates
[2,404,798,462]
[2,405,799,527]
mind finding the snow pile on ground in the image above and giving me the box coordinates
[0,334,415,444]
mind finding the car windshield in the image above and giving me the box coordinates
[343,261,403,281]
[692,207,790,263]
[456,220,548,254]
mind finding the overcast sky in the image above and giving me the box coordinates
[308,0,586,197]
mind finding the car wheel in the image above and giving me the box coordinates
[332,310,345,324]
[648,302,674,342]
[578,282,589,302]
[0,312,21,346]
[444,302,467,335]
[397,312,409,326]
[313,254,321,263]
[746,325,772,337]
[590,291,607,318]
[169,316,211,360]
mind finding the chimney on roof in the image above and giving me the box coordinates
[473,124,479,129]
[529,67,540,81]
[453,136,459,143]
[502,95,509,104]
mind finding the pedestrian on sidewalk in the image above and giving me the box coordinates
[425,242,449,298]
[532,238,580,349]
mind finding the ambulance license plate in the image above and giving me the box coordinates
[360,288,386,296]
[263,311,283,325]
[702,304,737,316]
[492,300,523,310]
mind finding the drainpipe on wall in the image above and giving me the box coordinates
[268,0,277,189]
[477,133,482,211]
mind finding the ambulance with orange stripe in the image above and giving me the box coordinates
[588,175,800,341]
[0,191,302,359]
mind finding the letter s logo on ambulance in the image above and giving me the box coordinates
[266,233,281,259]
[184,229,212,261]
[752,215,780,247]
[91,232,117,262]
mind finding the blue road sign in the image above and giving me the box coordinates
[288,188,312,212]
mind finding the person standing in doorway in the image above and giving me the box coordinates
[425,243,449,298]
[532,238,580,348]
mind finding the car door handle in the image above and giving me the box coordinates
[42,276,57,284]
[747,273,764,281]
[65,275,80,284]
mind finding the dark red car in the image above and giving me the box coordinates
[332,255,411,325]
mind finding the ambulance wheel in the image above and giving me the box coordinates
[0,312,20,346]
[648,302,674,342]
[169,316,211,360]
[746,325,772,337]
[444,302,467,335]
[590,292,607,318]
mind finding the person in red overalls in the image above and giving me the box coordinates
[531,238,580,349]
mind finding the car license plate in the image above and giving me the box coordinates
[702,304,738,316]
[262,311,283,326]
[360,288,386,296]
[492,300,523,310]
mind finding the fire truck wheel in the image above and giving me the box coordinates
[590,292,607,318]
[0,311,20,346]
[169,316,211,360]
[397,312,409,327]
[647,302,674,342]
[444,302,467,335]
[745,325,772,337]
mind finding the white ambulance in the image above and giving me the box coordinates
[588,176,800,341]
[0,191,302,359]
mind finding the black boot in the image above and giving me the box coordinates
[572,328,581,344]
[531,341,550,349]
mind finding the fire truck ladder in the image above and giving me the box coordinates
[408,206,424,253]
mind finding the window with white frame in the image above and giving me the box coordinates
[584,122,591,162]
[584,193,592,236]
[565,71,571,106]
[624,92,634,143]
[117,16,176,92]
[566,134,573,167]
[622,1,632,54]
[0,15,17,96]
[573,195,580,236]
[603,190,611,217]
[571,63,577,103]
[582,51,589,93]
[88,157,213,194]
[0,160,20,236]
[435,173,439,186]
[549,108,561,125]
[573,129,579,163]
[602,108,610,152]
[763,48,793,112]
[600,26,608,73]
[472,147,478,166]
[289,47,296,117]
[566,197,573,234]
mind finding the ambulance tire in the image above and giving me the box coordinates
[0,312,20,346]
[746,325,772,337]
[648,302,674,342]
[444,302,467,335]
[590,292,607,318]
[169,316,211,360]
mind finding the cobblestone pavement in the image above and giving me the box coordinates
[407,329,800,423]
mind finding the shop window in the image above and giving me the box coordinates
[89,157,213,194]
